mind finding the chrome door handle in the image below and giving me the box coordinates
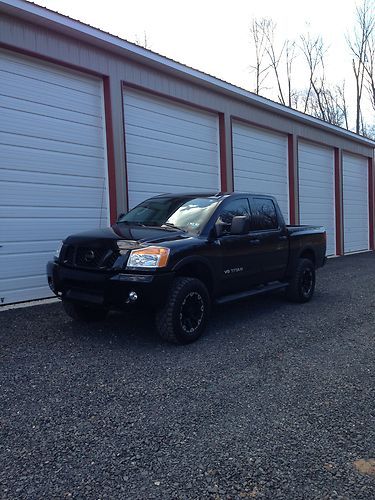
[249,239,260,245]
[278,236,288,241]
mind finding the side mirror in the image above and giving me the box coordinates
[230,216,250,235]
[214,218,226,237]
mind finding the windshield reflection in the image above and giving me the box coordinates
[117,196,219,234]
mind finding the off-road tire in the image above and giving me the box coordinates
[62,299,108,322]
[156,277,210,344]
[286,258,315,303]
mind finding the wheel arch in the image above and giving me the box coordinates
[172,256,215,295]
[299,247,316,266]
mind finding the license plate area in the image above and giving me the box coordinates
[65,288,104,305]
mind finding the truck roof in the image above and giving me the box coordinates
[152,192,278,200]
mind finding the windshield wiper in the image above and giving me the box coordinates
[118,220,186,231]
[117,221,147,227]
[162,222,186,232]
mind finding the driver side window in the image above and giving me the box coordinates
[218,198,250,234]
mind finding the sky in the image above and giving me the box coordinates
[31,0,373,124]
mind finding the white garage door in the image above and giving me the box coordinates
[298,141,335,256]
[123,88,220,208]
[0,49,109,305]
[343,153,369,253]
[232,122,289,221]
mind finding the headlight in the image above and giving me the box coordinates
[126,246,170,269]
[54,241,64,259]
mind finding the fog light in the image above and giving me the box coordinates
[128,291,138,302]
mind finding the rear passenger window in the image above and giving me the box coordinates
[250,198,278,231]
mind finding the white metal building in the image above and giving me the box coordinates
[0,0,374,304]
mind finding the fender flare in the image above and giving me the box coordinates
[172,255,217,289]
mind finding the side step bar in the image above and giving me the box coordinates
[215,282,289,305]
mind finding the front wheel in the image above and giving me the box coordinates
[286,258,316,303]
[62,299,108,322]
[155,277,210,344]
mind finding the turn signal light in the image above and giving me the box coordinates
[126,246,170,269]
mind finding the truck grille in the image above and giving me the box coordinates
[62,245,119,270]
[75,247,108,268]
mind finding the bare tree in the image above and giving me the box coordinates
[248,6,373,133]
[364,31,375,111]
[298,85,348,127]
[297,31,350,128]
[322,86,350,127]
[249,18,271,94]
[134,31,150,49]
[346,0,375,133]
[250,18,297,106]
[285,40,297,107]
[335,82,350,129]
[362,122,375,139]
[299,32,328,118]
[262,20,287,105]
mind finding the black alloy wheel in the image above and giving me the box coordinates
[179,291,205,335]
[301,267,314,298]
[286,258,316,303]
[156,277,210,344]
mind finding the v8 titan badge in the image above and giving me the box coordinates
[224,267,244,275]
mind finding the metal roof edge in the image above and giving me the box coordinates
[1,0,374,149]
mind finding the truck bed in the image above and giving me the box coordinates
[287,224,325,235]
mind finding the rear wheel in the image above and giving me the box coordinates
[156,277,210,344]
[62,299,108,322]
[286,258,315,303]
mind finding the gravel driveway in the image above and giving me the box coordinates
[1,253,375,499]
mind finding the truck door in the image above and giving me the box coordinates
[248,197,289,282]
[215,198,263,293]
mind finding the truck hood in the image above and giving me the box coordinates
[64,224,188,246]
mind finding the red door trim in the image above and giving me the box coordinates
[103,77,117,224]
[369,157,374,251]
[120,84,130,212]
[334,148,343,255]
[229,117,235,191]
[219,113,227,192]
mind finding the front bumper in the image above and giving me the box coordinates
[47,261,174,309]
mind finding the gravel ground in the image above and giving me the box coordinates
[1,253,375,499]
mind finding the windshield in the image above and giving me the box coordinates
[117,196,220,234]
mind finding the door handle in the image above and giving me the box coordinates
[278,235,288,241]
[249,239,260,245]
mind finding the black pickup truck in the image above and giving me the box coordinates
[47,193,326,344]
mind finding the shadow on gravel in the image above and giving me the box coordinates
[58,287,326,352]
[64,308,160,347]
